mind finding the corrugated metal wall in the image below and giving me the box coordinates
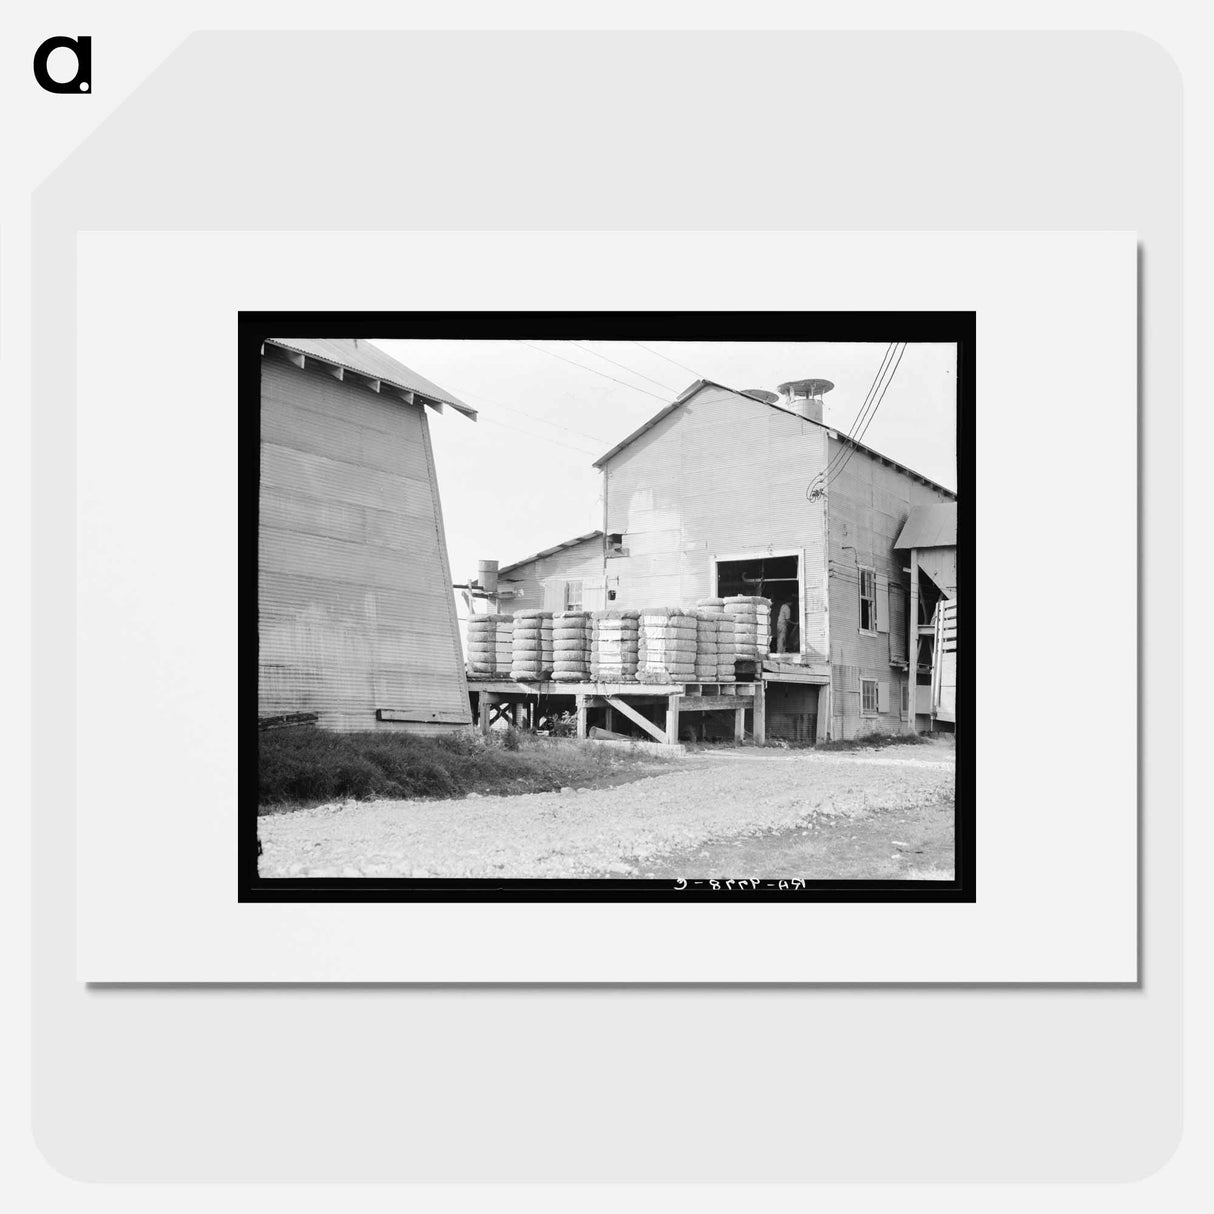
[602,388,830,658]
[496,537,607,617]
[258,358,470,732]
[826,439,954,738]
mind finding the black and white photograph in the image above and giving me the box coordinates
[244,312,972,900]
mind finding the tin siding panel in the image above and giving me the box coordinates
[826,437,954,737]
[258,359,470,731]
[602,389,830,658]
[498,537,606,616]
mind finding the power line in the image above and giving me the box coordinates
[520,341,672,403]
[629,340,706,379]
[568,341,681,394]
[477,415,602,458]
[454,383,615,447]
[827,343,907,487]
[805,343,897,500]
[820,342,897,482]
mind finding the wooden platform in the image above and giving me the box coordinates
[466,679,765,746]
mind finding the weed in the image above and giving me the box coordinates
[259,726,663,812]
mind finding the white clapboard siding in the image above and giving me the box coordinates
[258,357,470,732]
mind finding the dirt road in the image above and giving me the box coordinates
[258,739,955,880]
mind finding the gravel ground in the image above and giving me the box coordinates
[258,741,955,879]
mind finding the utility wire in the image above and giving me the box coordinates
[477,415,602,458]
[819,342,897,482]
[805,343,896,499]
[454,384,615,447]
[827,342,907,486]
[520,341,672,403]
[568,341,682,394]
[629,340,707,379]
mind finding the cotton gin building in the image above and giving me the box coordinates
[494,376,957,742]
[258,338,476,732]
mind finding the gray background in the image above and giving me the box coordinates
[32,31,1181,1180]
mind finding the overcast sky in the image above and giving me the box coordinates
[377,340,957,606]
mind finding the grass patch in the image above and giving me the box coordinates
[810,732,935,752]
[258,726,664,813]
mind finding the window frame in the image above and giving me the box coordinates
[861,677,879,716]
[563,579,584,612]
[858,564,877,634]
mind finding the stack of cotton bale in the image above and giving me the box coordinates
[493,616,514,673]
[724,595,772,660]
[692,610,719,681]
[589,609,640,682]
[637,607,698,685]
[509,610,553,681]
[465,614,501,677]
[696,598,736,682]
[551,610,591,682]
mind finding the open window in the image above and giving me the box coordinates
[714,552,801,654]
[563,579,584,612]
[858,566,877,633]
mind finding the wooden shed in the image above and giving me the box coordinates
[258,338,476,732]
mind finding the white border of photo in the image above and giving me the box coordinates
[74,229,1137,982]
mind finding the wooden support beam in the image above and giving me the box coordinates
[377,707,470,724]
[604,696,668,744]
[282,349,305,369]
[665,694,682,745]
[751,682,766,745]
[735,704,746,743]
[319,362,344,381]
[576,695,589,740]
[677,695,752,711]
[478,690,492,736]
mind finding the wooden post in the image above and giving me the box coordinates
[908,548,920,735]
[512,702,525,728]
[665,694,682,746]
[752,681,766,745]
[604,704,615,732]
[734,703,746,742]
[576,695,589,740]
[478,690,492,736]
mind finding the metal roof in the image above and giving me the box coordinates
[264,337,477,419]
[894,503,958,549]
[592,380,956,496]
[499,530,603,577]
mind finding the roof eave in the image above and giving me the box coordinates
[263,338,478,421]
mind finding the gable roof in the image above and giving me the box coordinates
[593,379,955,496]
[264,337,477,419]
[894,503,958,549]
[499,530,603,577]
[592,379,780,467]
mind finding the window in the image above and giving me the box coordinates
[861,678,879,715]
[563,580,583,612]
[859,566,876,632]
[715,553,802,653]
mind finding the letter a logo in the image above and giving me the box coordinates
[33,36,92,94]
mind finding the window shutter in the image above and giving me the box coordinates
[877,681,890,714]
[875,574,889,633]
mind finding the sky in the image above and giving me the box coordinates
[376,339,957,607]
